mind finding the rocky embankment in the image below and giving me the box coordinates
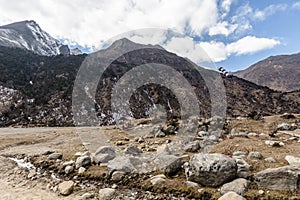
[1,114,300,199]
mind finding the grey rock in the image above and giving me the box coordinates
[111,171,126,182]
[218,191,246,200]
[155,130,166,137]
[95,146,116,155]
[124,146,143,156]
[265,140,284,147]
[65,165,74,174]
[247,152,263,160]
[186,181,200,188]
[78,167,86,174]
[233,151,246,157]
[48,153,62,160]
[62,160,75,167]
[277,123,297,131]
[154,154,182,176]
[183,141,200,152]
[254,165,300,190]
[185,153,237,187]
[81,192,94,199]
[150,177,166,185]
[230,129,248,138]
[94,154,115,164]
[58,181,75,196]
[75,155,91,169]
[198,131,209,137]
[264,157,276,163]
[99,188,116,200]
[220,178,249,195]
[107,157,137,174]
[248,132,258,137]
[94,146,116,164]
[285,155,300,165]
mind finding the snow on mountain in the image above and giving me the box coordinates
[0,20,70,56]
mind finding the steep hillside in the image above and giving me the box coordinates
[0,39,299,127]
[234,52,300,92]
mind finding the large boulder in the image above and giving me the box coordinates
[254,165,300,190]
[93,146,116,164]
[107,157,137,174]
[154,154,182,176]
[185,153,237,187]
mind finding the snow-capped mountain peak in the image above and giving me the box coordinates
[0,20,70,56]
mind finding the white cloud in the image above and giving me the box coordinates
[292,1,300,9]
[226,36,280,55]
[220,0,236,18]
[163,35,280,63]
[0,0,219,49]
[208,21,238,36]
[252,4,287,21]
[0,0,283,64]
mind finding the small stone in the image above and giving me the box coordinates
[74,152,83,157]
[186,181,199,188]
[81,192,94,199]
[247,152,263,160]
[265,140,284,147]
[218,191,246,200]
[248,132,258,137]
[78,167,86,174]
[58,181,75,196]
[111,171,125,182]
[99,188,116,200]
[75,155,91,169]
[233,151,246,157]
[27,169,36,179]
[264,157,276,163]
[48,153,62,160]
[285,155,300,165]
[53,185,58,192]
[220,178,249,195]
[150,177,165,185]
[62,160,75,167]
[65,165,74,174]
[150,174,167,179]
[258,190,264,195]
[111,184,118,189]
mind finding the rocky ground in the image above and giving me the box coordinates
[0,114,299,200]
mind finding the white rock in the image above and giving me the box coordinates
[150,177,165,185]
[264,157,276,163]
[99,188,116,200]
[285,155,300,165]
[65,165,74,174]
[58,181,75,196]
[78,167,86,174]
[218,191,246,200]
[81,192,94,199]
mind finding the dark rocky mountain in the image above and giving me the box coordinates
[0,39,299,127]
[0,20,70,56]
[234,52,300,92]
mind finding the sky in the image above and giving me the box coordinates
[0,0,299,71]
